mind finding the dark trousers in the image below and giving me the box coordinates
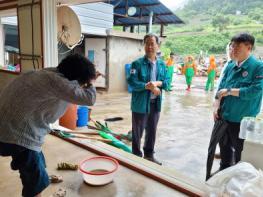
[219,121,244,170]
[0,142,49,197]
[132,101,160,157]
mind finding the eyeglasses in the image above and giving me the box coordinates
[230,42,251,49]
[230,43,240,49]
[145,42,157,47]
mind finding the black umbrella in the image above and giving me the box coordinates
[206,119,228,180]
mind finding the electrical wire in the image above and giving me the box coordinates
[58,47,72,55]
[68,34,84,50]
[30,0,36,69]
[58,33,84,54]
[18,1,40,70]
[113,0,123,8]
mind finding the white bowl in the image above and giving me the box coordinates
[79,156,119,186]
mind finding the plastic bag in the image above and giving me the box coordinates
[206,162,263,197]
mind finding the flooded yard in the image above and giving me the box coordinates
[91,74,221,181]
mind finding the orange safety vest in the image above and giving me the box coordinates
[166,58,174,67]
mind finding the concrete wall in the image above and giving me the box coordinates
[108,36,144,92]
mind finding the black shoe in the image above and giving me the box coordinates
[144,156,162,165]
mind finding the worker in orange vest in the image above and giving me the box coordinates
[205,55,217,91]
[166,52,176,91]
[182,56,197,91]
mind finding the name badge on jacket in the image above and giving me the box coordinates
[130,69,136,74]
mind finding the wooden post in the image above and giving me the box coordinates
[146,25,149,33]
[160,24,164,37]
[130,25,134,33]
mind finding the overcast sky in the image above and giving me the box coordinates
[160,0,188,10]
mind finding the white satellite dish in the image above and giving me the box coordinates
[57,6,83,50]
[127,6,137,16]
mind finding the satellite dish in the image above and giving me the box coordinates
[127,6,137,16]
[57,6,83,49]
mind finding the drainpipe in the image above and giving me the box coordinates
[42,0,58,67]
[148,11,153,33]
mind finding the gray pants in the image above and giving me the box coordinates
[132,101,160,157]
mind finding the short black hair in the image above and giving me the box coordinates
[170,52,175,56]
[143,33,160,44]
[57,54,96,85]
[231,33,255,47]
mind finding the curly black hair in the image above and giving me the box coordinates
[57,54,96,85]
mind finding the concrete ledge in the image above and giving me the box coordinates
[106,29,144,41]
[51,132,208,197]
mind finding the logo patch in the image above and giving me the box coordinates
[130,69,136,74]
[242,71,248,77]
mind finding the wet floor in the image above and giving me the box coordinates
[91,74,220,182]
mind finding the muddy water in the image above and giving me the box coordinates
[91,75,220,181]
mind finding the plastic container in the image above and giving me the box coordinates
[125,64,133,93]
[77,106,89,127]
[59,104,77,130]
[79,156,119,186]
[239,117,263,143]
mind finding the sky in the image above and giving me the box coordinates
[160,0,188,10]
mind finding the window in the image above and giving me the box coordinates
[0,11,20,73]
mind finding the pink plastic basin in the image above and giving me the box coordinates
[79,156,119,186]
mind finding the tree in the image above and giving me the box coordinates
[211,15,230,32]
[248,8,263,23]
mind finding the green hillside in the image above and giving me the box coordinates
[159,0,263,56]
[183,0,262,16]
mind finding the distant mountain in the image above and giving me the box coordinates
[180,0,263,15]
[160,0,189,11]
[172,0,189,10]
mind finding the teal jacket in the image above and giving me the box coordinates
[127,56,169,113]
[218,55,263,122]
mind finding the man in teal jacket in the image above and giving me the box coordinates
[127,33,169,165]
[206,33,263,179]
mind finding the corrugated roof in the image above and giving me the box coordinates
[108,0,184,26]
[71,3,113,36]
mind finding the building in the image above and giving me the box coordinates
[0,0,183,92]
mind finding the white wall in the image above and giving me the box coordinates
[108,36,144,92]
[85,37,107,88]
